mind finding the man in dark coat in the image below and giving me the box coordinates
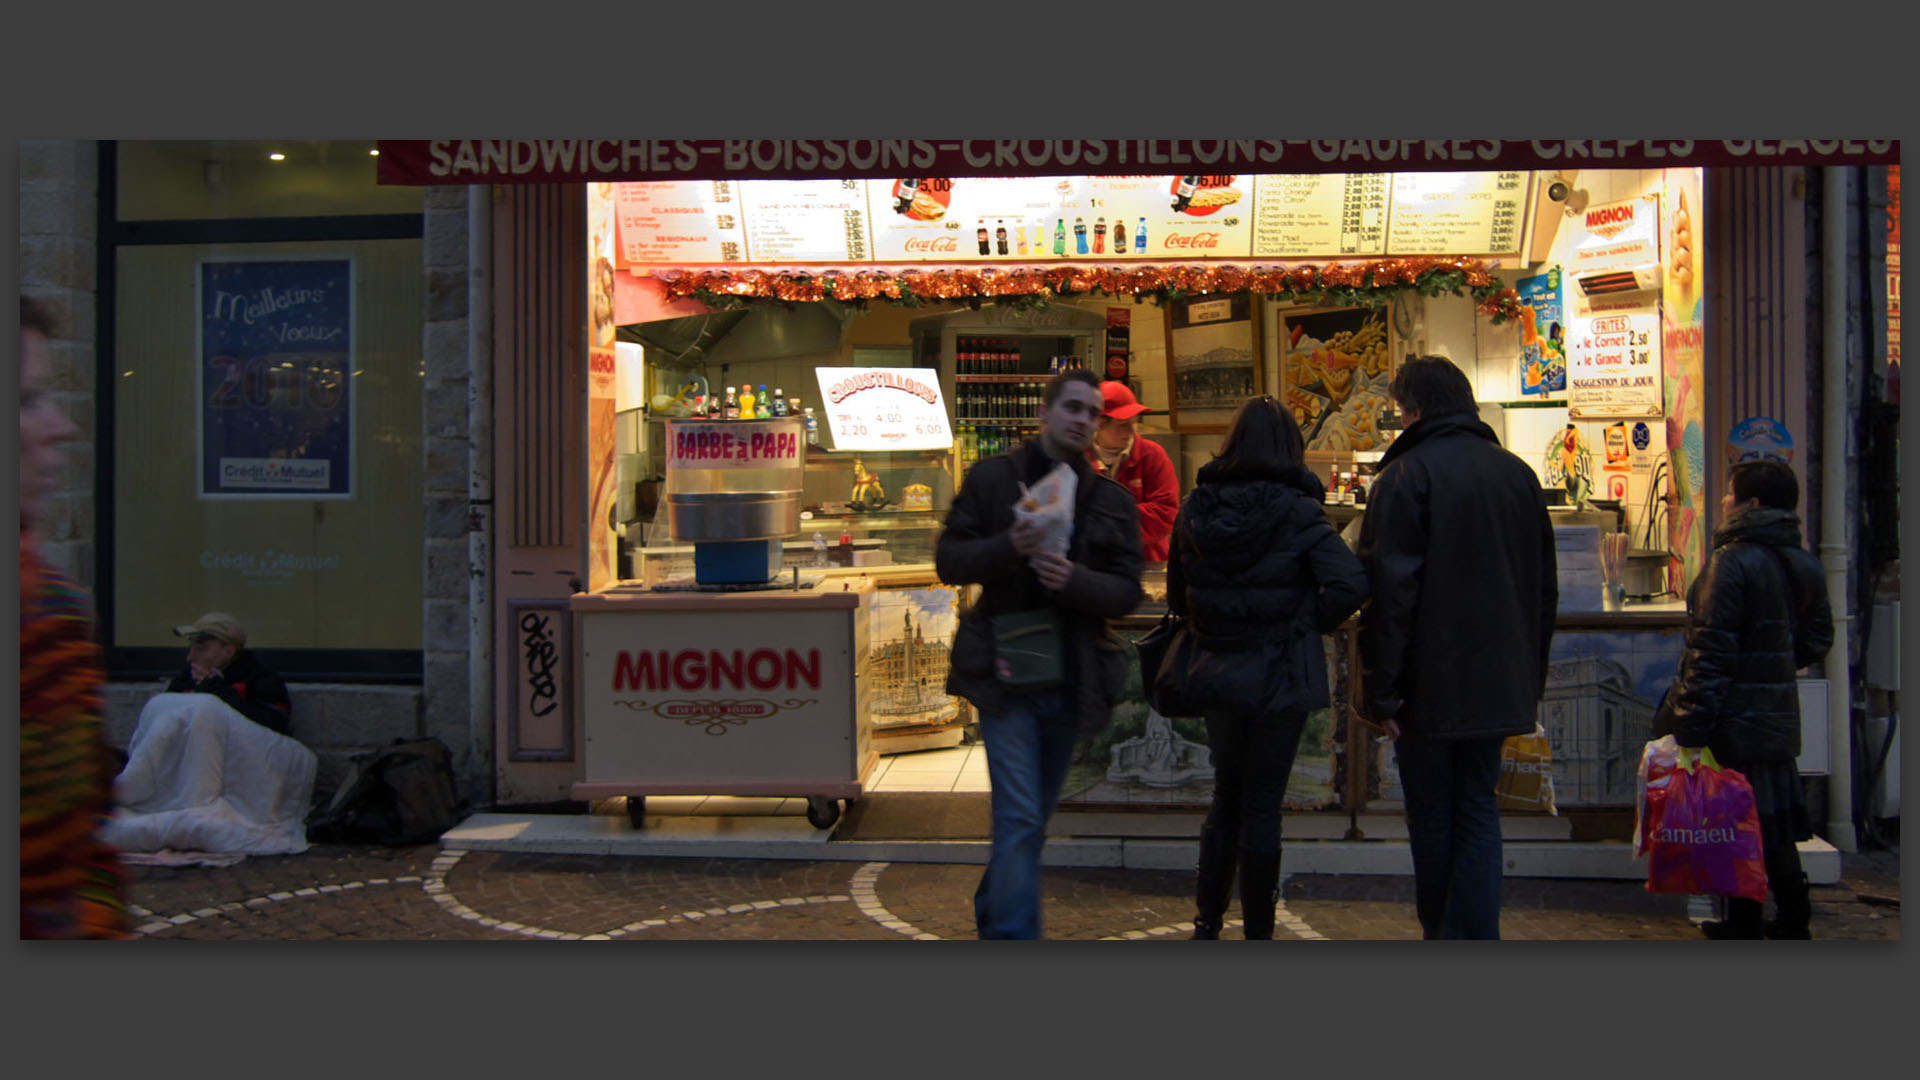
[1356,356,1557,939]
[938,368,1143,938]
[166,612,293,735]
[1658,459,1833,938]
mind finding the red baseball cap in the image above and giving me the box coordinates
[1099,381,1150,420]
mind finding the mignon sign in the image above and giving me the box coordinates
[577,607,860,784]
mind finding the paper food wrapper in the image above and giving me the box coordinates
[1014,463,1077,559]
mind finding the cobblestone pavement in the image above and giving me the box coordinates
[121,844,1902,942]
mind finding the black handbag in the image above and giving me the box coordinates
[1137,612,1199,715]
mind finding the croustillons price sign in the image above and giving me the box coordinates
[376,139,1899,184]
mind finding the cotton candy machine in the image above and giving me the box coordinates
[663,417,807,586]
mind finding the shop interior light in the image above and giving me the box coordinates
[269,152,286,161]
[368,148,379,156]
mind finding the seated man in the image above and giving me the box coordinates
[166,612,292,735]
[104,612,315,856]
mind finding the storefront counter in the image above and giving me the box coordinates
[569,579,877,828]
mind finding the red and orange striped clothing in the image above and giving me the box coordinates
[19,536,129,939]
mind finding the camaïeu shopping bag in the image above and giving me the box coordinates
[1637,739,1768,902]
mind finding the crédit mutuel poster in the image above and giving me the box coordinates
[197,257,354,499]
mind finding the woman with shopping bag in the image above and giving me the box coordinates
[1161,396,1368,938]
[1655,460,1834,939]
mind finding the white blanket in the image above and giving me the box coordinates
[103,693,317,856]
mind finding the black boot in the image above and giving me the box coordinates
[1700,897,1765,939]
[1764,873,1813,939]
[1190,825,1237,940]
[1237,847,1282,940]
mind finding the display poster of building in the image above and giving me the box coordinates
[1569,297,1663,418]
[613,181,747,265]
[197,257,354,499]
[1516,267,1568,398]
[863,588,961,729]
[1251,173,1390,256]
[1385,171,1529,254]
[737,179,872,262]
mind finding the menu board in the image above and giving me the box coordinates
[614,181,747,264]
[1252,174,1390,256]
[865,175,1254,261]
[737,179,873,262]
[613,170,1528,265]
[1386,171,1529,254]
[1568,297,1662,418]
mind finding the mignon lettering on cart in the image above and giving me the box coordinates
[613,648,823,692]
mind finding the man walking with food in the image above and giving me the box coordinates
[1356,356,1558,939]
[937,368,1144,938]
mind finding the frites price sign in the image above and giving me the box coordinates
[1569,302,1663,418]
[665,420,805,469]
[812,367,953,451]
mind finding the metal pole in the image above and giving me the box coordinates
[1820,167,1857,852]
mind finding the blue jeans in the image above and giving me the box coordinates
[975,687,1078,939]
[1393,734,1507,940]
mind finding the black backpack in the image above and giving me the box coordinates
[306,737,466,845]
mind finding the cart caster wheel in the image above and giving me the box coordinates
[805,797,841,830]
[626,796,647,829]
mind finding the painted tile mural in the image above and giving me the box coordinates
[863,587,963,729]
[1370,628,1685,808]
[1062,626,1338,809]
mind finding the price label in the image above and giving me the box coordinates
[814,367,953,451]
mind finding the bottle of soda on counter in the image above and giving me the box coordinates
[756,385,771,418]
[803,407,819,445]
[724,386,739,420]
[788,396,801,419]
[1135,217,1147,253]
[771,387,787,417]
[738,384,756,419]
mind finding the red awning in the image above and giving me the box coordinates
[377,139,1900,185]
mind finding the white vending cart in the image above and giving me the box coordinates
[569,580,875,829]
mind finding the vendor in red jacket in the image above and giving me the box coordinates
[1087,381,1180,563]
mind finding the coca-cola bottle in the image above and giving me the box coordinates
[977,221,990,256]
[1172,175,1201,212]
[995,220,1009,255]
[894,178,919,215]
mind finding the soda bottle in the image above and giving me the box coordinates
[1032,225,1045,252]
[788,396,801,419]
[1093,216,1106,254]
[1172,175,1201,212]
[1135,217,1147,253]
[1112,218,1126,252]
[756,385,771,418]
[1074,217,1088,254]
[977,220,990,256]
[1053,218,1067,256]
[1015,226,1029,256]
[803,407,820,445]
[738,385,755,418]
[995,220,1009,255]
[771,389,787,417]
[894,178,919,215]
[723,386,739,420]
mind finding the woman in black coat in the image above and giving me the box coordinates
[1657,460,1834,939]
[1165,396,1369,938]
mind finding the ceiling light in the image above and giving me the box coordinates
[269,152,286,161]
[369,148,379,156]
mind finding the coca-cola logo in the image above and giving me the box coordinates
[1163,232,1222,250]
[903,235,959,254]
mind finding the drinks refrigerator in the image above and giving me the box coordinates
[909,306,1112,489]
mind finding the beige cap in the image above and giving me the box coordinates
[173,612,246,647]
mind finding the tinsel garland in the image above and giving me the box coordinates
[654,257,1525,323]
